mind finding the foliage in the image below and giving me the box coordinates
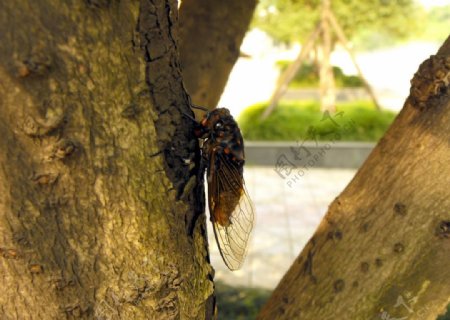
[215,281,271,320]
[238,101,397,141]
[252,0,422,47]
[276,60,364,87]
[419,5,450,43]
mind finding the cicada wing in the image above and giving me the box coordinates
[208,153,255,271]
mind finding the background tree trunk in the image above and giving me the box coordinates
[319,0,336,113]
[178,0,257,117]
[0,0,216,319]
[258,36,450,319]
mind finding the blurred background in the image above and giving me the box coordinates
[203,0,450,318]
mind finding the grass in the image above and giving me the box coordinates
[238,100,397,142]
[215,281,271,320]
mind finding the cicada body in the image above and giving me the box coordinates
[194,108,255,271]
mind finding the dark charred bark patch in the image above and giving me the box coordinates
[436,220,450,239]
[121,103,141,119]
[409,55,450,111]
[301,248,317,284]
[333,279,345,293]
[360,262,369,273]
[30,172,59,186]
[18,52,53,77]
[138,0,199,201]
[51,138,78,159]
[393,242,405,254]
[393,202,407,217]
[375,258,383,267]
[360,221,370,232]
[327,229,343,241]
[85,0,112,9]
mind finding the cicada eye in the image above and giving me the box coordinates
[214,121,223,129]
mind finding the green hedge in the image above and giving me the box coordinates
[238,101,397,142]
[276,61,364,88]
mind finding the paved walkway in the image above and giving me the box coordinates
[207,166,357,289]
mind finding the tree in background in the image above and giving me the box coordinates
[419,4,450,45]
[179,0,257,117]
[253,0,421,46]
[255,0,423,114]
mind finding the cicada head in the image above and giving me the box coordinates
[195,108,233,138]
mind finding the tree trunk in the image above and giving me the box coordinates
[258,37,450,319]
[178,0,257,117]
[319,0,336,113]
[327,10,381,111]
[261,23,321,120]
[0,1,215,319]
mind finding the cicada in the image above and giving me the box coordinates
[193,107,255,271]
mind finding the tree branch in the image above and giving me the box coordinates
[179,0,257,114]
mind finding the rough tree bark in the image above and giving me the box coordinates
[0,0,219,319]
[178,0,257,116]
[258,37,450,319]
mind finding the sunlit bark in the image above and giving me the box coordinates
[0,0,214,318]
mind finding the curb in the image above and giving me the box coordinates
[245,141,375,169]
